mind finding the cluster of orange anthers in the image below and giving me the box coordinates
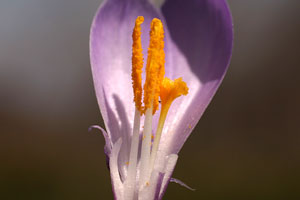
[131,16,188,115]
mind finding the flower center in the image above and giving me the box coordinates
[125,16,188,200]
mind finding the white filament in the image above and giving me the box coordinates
[148,112,167,176]
[124,108,141,200]
[139,107,153,190]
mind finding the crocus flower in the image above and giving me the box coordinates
[89,0,233,199]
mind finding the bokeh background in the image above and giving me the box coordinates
[1,0,299,199]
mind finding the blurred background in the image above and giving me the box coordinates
[0,0,299,199]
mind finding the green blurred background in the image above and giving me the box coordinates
[1,0,299,199]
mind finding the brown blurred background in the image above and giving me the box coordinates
[0,0,299,199]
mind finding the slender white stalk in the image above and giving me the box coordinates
[124,108,141,200]
[139,107,153,190]
[149,104,170,176]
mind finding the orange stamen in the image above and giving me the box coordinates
[131,16,144,112]
[143,18,165,115]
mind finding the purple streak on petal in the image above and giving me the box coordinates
[158,0,233,155]
[154,172,165,200]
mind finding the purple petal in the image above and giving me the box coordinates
[157,0,233,155]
